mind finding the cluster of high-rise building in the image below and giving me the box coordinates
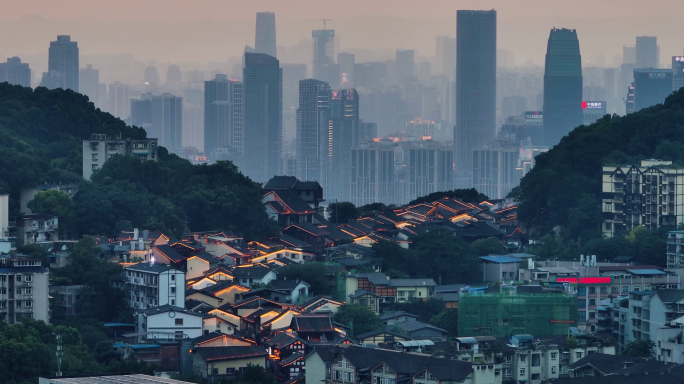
[2,11,682,203]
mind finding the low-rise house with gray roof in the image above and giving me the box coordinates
[136,304,203,341]
[390,278,437,302]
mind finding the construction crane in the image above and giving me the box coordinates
[306,18,332,30]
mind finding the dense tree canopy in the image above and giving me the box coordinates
[327,202,361,224]
[333,303,384,336]
[512,88,684,236]
[277,263,330,297]
[409,188,489,206]
[0,83,277,240]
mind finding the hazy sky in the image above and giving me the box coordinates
[1,0,682,67]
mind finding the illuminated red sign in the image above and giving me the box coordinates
[581,101,588,109]
[556,277,611,284]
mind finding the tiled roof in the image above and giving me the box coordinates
[126,262,175,273]
[154,244,185,263]
[231,264,273,279]
[292,314,335,332]
[263,176,299,189]
[270,279,308,291]
[269,190,316,214]
[389,278,437,287]
[195,346,268,362]
[264,332,309,349]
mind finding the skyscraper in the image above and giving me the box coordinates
[243,52,282,182]
[350,140,396,206]
[108,82,130,120]
[636,36,658,69]
[255,12,277,58]
[455,10,497,184]
[312,29,335,84]
[0,57,31,87]
[204,74,244,157]
[338,53,355,87]
[406,140,453,202]
[79,64,100,106]
[47,35,79,91]
[673,56,684,91]
[633,69,673,112]
[396,49,415,84]
[322,89,359,201]
[543,28,583,146]
[133,94,183,149]
[435,36,456,79]
[296,79,330,181]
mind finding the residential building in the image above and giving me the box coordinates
[564,353,684,382]
[350,140,396,206]
[0,189,9,249]
[263,175,325,215]
[455,10,497,185]
[0,57,31,87]
[136,304,203,340]
[149,93,183,149]
[16,214,58,246]
[50,285,88,317]
[255,12,277,58]
[636,36,658,69]
[204,74,244,157]
[328,345,498,384]
[349,290,380,313]
[624,290,684,353]
[82,134,158,179]
[405,140,453,203]
[601,159,684,237]
[39,70,65,89]
[391,278,437,302]
[119,262,185,310]
[458,292,578,337]
[435,35,456,79]
[312,29,335,84]
[0,257,50,324]
[473,137,520,199]
[108,81,130,120]
[192,346,268,378]
[79,64,101,107]
[39,374,196,384]
[269,279,310,303]
[387,320,448,341]
[243,52,282,182]
[231,264,277,288]
[296,79,330,181]
[633,68,673,111]
[47,35,79,91]
[667,230,684,268]
[406,118,435,137]
[543,28,583,147]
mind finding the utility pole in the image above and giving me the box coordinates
[55,333,64,376]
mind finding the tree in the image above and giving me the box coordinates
[390,298,445,323]
[409,231,482,284]
[333,303,384,336]
[277,263,330,297]
[566,193,603,242]
[327,202,360,224]
[430,309,458,336]
[409,188,489,206]
[472,236,506,256]
[622,339,656,358]
[27,189,77,237]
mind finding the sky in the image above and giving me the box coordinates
[1,0,682,68]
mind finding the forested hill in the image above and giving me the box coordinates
[512,88,684,236]
[0,83,276,240]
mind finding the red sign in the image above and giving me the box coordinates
[581,101,588,109]
[556,277,611,284]
[550,320,575,324]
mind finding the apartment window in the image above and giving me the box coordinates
[578,299,586,307]
[623,286,629,292]
[25,288,31,295]
[576,352,583,359]
[589,287,596,294]
[0,288,5,294]
[171,287,176,294]
[578,287,586,296]
[15,275,21,282]
[212,368,218,375]
[171,299,175,306]
[503,368,511,377]
[551,366,557,374]
[589,312,596,319]
[551,352,557,360]
[16,301,21,307]
[589,299,596,306]
[25,275,32,282]
[25,301,32,307]
[171,275,176,281]
[398,291,406,297]
[0,302,5,308]
[175,319,184,326]
[519,368,526,376]
[520,355,526,362]
[16,288,21,295]
[226,368,235,375]
[600,286,607,294]
[579,311,586,321]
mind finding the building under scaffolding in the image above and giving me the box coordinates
[458,292,578,337]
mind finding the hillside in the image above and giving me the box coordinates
[512,88,684,238]
[0,83,276,239]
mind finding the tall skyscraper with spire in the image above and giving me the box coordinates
[243,52,282,182]
[543,28,583,146]
[255,12,277,58]
[47,35,79,91]
[312,29,335,84]
[296,79,330,182]
[455,10,497,186]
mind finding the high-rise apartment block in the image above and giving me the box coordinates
[636,36,658,69]
[406,140,453,203]
[47,35,79,91]
[338,53,355,87]
[435,36,456,79]
[204,74,244,157]
[350,141,396,206]
[108,81,130,120]
[255,12,277,58]
[396,49,415,84]
[0,57,31,87]
[633,69,673,112]
[243,52,282,182]
[312,29,335,84]
[79,64,101,107]
[543,28,583,146]
[131,94,183,149]
[455,10,497,184]
[472,138,520,199]
[601,159,683,238]
[296,79,330,181]
[82,134,158,179]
